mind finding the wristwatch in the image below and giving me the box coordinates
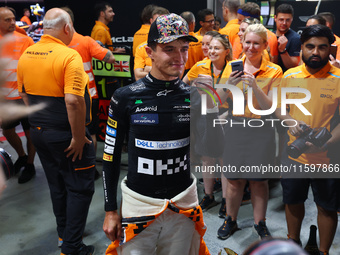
[279,48,287,54]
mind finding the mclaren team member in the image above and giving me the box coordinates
[275,25,340,255]
[183,33,232,217]
[91,1,125,53]
[233,2,279,63]
[180,11,204,73]
[0,7,36,184]
[17,8,95,255]
[132,4,157,57]
[102,13,223,255]
[183,33,232,86]
[133,6,169,81]
[194,9,215,39]
[62,6,115,175]
[216,24,283,240]
[232,17,261,59]
[219,0,240,47]
[319,12,340,60]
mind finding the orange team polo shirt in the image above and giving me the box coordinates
[132,24,150,57]
[267,29,278,57]
[333,34,340,60]
[134,41,151,70]
[68,32,109,99]
[219,19,240,47]
[232,30,278,60]
[194,28,204,41]
[91,21,113,51]
[17,34,87,98]
[20,15,31,25]
[279,63,340,165]
[186,58,229,84]
[185,32,204,71]
[225,56,282,119]
[15,25,28,36]
[1,31,34,100]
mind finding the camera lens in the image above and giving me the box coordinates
[287,138,308,159]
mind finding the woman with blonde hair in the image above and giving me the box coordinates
[234,18,278,63]
[216,24,283,240]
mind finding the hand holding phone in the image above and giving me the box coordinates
[228,60,244,85]
[231,60,244,76]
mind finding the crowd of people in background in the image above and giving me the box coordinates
[1,1,340,255]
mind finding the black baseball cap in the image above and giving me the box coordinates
[148,13,198,44]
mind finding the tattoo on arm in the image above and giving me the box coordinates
[103,51,112,62]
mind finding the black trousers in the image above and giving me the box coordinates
[30,127,95,254]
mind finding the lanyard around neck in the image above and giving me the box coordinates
[211,62,226,88]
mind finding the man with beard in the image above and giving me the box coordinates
[274,4,301,72]
[91,1,124,53]
[275,25,340,255]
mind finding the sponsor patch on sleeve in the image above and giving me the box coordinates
[129,83,146,91]
[107,117,117,128]
[105,135,116,146]
[104,144,115,154]
[103,153,113,162]
[111,96,118,105]
[108,106,113,117]
[106,126,117,137]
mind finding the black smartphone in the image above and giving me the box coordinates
[231,60,244,75]
[330,45,337,59]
